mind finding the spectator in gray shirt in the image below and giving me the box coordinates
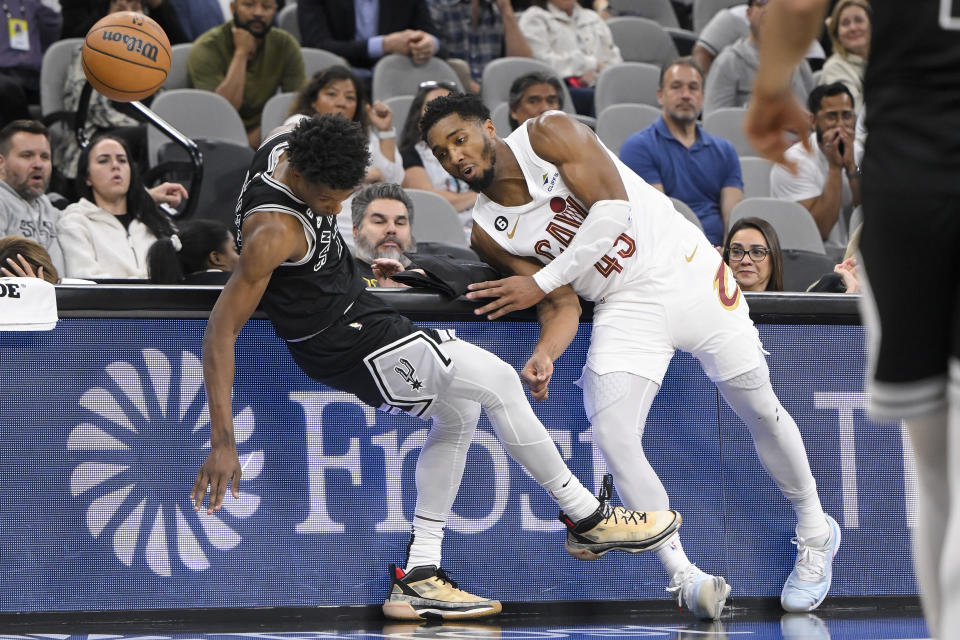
[692,3,823,77]
[703,0,813,116]
[0,120,64,272]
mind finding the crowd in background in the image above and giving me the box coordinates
[0,0,867,294]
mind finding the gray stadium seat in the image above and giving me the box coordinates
[491,102,512,135]
[594,62,661,114]
[739,156,772,199]
[260,92,297,142]
[405,188,469,248]
[670,197,704,232]
[278,2,300,43]
[384,94,414,136]
[729,197,826,254]
[163,43,192,90]
[147,89,249,165]
[40,38,83,117]
[608,0,680,28]
[703,106,758,157]
[606,17,678,66]
[480,57,596,129]
[596,103,661,154]
[371,54,462,103]
[302,47,349,77]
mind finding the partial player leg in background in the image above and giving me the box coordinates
[858,190,960,638]
[583,368,730,620]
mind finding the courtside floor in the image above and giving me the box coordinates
[0,598,929,640]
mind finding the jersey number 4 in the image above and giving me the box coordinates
[594,233,637,277]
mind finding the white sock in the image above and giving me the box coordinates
[657,533,693,578]
[546,472,600,523]
[405,515,444,572]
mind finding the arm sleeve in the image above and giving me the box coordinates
[702,50,739,115]
[770,152,822,202]
[147,0,190,45]
[519,10,594,77]
[400,145,424,169]
[57,217,104,279]
[721,141,743,189]
[298,0,374,67]
[280,39,307,92]
[532,199,632,294]
[618,133,662,185]
[37,4,62,50]
[187,37,227,92]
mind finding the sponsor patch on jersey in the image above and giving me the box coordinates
[545,172,559,192]
[494,215,509,231]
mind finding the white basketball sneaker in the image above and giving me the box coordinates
[667,564,731,620]
[781,514,841,612]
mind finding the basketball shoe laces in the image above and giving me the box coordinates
[432,567,459,589]
[790,535,830,582]
[595,473,647,526]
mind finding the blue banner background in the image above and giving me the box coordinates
[0,319,914,611]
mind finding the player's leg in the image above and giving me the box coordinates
[383,396,506,621]
[859,190,959,638]
[437,338,682,558]
[582,368,729,620]
[713,362,837,612]
[680,254,833,612]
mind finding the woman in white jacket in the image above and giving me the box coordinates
[57,135,184,279]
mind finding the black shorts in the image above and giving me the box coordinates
[859,184,960,419]
[285,291,453,415]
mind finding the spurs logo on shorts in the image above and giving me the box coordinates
[394,358,424,390]
[364,330,456,416]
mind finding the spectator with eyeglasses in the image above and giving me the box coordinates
[770,82,862,260]
[722,217,784,292]
[399,80,477,221]
[703,0,813,117]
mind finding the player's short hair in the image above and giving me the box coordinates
[286,114,371,190]
[419,92,491,144]
[0,120,48,155]
[351,183,415,229]
[659,56,705,89]
[807,82,855,115]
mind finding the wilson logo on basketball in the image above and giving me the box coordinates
[67,349,263,576]
[100,31,160,62]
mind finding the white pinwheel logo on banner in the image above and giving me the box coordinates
[67,349,262,576]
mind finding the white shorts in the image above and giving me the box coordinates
[585,233,766,385]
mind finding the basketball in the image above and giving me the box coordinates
[81,11,171,102]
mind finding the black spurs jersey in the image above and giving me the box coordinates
[235,131,365,341]
[862,0,960,194]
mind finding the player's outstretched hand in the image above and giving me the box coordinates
[744,89,812,173]
[466,275,546,320]
[192,445,241,515]
[522,351,553,401]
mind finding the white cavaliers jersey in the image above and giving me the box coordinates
[472,116,706,302]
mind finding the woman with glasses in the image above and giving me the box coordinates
[399,80,477,225]
[286,66,405,187]
[722,217,784,292]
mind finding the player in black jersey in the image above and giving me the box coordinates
[189,114,682,621]
[746,1,960,635]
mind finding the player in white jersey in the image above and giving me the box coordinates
[417,93,840,619]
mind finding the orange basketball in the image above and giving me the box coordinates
[81,11,171,102]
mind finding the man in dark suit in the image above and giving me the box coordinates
[297,0,444,71]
